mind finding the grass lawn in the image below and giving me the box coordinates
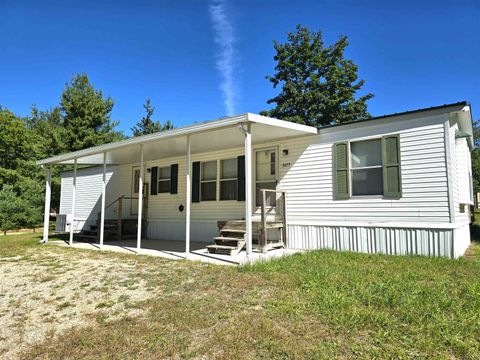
[1,231,480,359]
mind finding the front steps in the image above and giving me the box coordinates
[75,219,138,242]
[207,222,246,256]
[207,220,285,256]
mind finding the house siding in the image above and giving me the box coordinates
[58,110,472,257]
[60,166,117,231]
[279,114,450,224]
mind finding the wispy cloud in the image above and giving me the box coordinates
[209,0,236,116]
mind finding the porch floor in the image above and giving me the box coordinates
[49,239,300,266]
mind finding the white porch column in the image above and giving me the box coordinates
[185,135,191,257]
[99,152,107,247]
[136,144,144,251]
[42,165,52,243]
[244,123,253,255]
[69,159,77,246]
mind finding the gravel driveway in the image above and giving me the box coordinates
[0,247,161,359]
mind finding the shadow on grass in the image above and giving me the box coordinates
[49,233,69,242]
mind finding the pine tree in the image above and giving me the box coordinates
[262,25,374,127]
[131,99,174,136]
[61,74,124,151]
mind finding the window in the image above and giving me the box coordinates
[220,158,237,200]
[255,148,277,207]
[350,139,383,196]
[158,166,171,193]
[201,161,217,201]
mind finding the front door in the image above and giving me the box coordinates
[130,167,148,216]
[255,147,277,208]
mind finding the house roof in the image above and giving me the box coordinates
[319,101,469,129]
[36,113,317,166]
[317,101,474,147]
[37,101,474,167]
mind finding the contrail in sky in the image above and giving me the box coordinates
[209,0,236,116]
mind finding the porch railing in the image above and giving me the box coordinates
[259,189,287,253]
[96,194,148,241]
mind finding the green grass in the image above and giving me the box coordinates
[3,231,480,359]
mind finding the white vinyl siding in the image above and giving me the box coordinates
[59,111,464,245]
[449,120,472,226]
[278,114,451,224]
[60,166,116,230]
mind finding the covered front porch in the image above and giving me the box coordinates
[49,238,299,265]
[37,113,317,263]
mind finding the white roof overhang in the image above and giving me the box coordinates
[36,113,317,166]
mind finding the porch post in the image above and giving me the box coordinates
[99,152,107,247]
[42,165,52,243]
[185,135,191,257]
[244,123,253,255]
[69,158,77,246]
[136,144,144,251]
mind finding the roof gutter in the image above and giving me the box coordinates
[36,114,251,166]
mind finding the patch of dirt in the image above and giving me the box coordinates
[0,248,161,359]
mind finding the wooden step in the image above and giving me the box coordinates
[207,241,245,256]
[207,244,237,250]
[220,229,246,233]
[213,238,244,247]
[213,236,245,242]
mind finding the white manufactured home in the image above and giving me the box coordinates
[37,102,474,262]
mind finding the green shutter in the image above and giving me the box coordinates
[150,167,158,195]
[192,162,200,203]
[237,155,245,201]
[170,164,178,194]
[382,134,402,198]
[333,142,350,200]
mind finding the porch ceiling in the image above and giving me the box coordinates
[37,113,318,165]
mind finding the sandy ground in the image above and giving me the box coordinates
[0,248,162,359]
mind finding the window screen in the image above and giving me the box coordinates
[220,158,237,200]
[350,139,383,196]
[201,161,217,201]
[158,166,171,193]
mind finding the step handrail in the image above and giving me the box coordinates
[260,189,288,252]
[104,195,125,212]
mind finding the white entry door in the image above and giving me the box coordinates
[255,147,277,208]
[130,167,148,215]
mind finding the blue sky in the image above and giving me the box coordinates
[0,0,478,135]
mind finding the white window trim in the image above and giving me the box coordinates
[200,160,217,201]
[219,158,238,202]
[349,138,384,198]
[157,166,171,194]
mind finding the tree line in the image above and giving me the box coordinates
[1,25,476,235]
[0,73,173,234]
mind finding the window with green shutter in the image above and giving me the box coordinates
[333,135,402,200]
[382,134,402,198]
[333,142,350,199]
[350,139,383,196]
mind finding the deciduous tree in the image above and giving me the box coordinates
[262,25,374,127]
